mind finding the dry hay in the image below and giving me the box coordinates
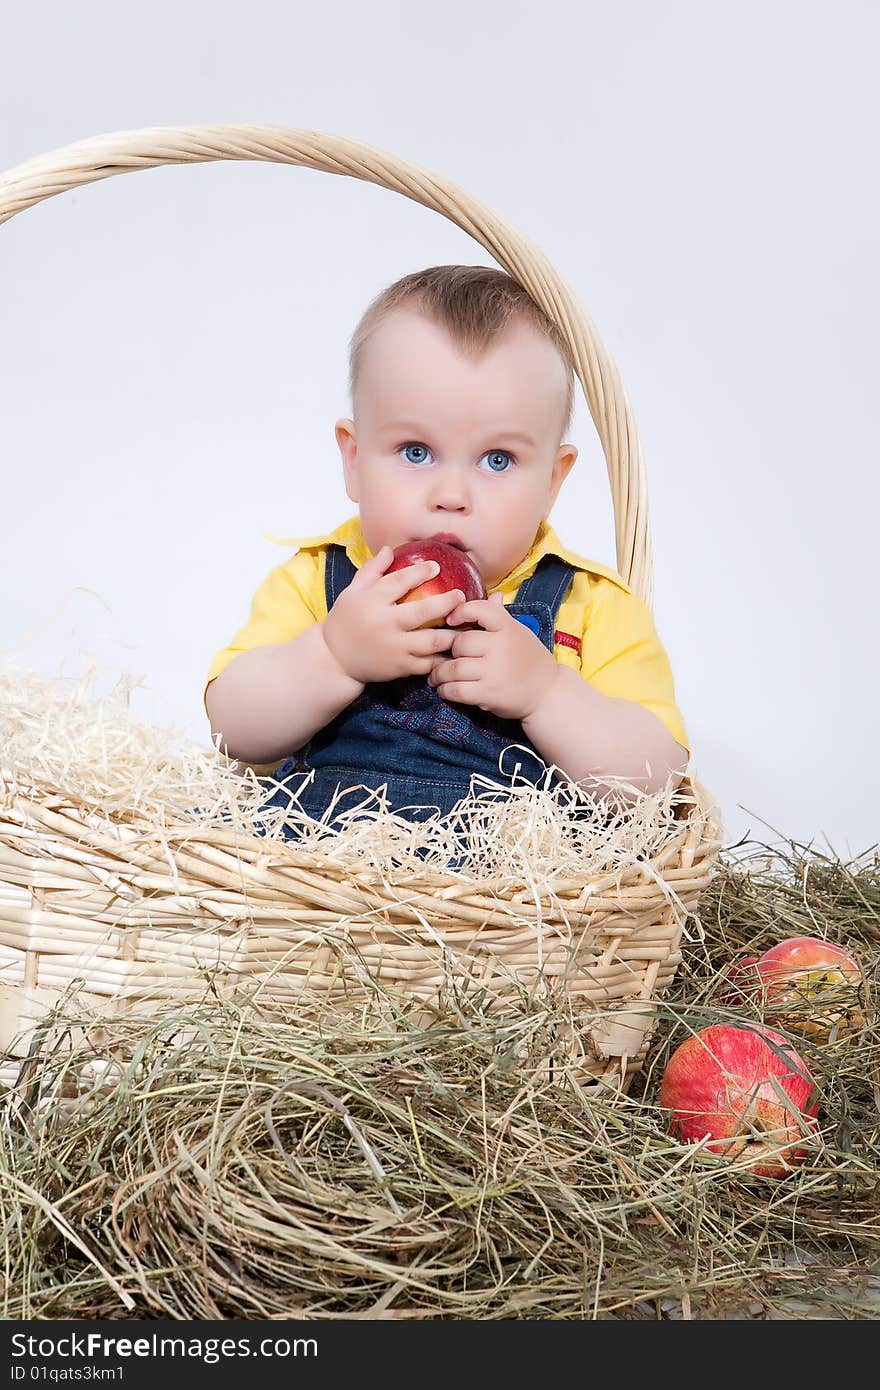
[1,837,878,1321]
[2,660,875,1319]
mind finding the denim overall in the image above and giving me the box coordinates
[259,545,581,838]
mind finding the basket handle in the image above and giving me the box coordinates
[0,124,654,605]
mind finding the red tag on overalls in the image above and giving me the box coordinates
[554,630,582,656]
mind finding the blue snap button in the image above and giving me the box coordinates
[514,614,541,636]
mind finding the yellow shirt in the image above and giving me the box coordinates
[204,515,690,761]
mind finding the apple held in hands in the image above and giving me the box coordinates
[388,538,487,629]
[755,935,863,1042]
[659,1023,819,1179]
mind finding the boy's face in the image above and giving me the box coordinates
[335,309,578,590]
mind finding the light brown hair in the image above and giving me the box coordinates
[348,265,576,442]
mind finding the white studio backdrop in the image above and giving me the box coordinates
[1,0,877,861]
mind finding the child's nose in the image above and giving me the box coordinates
[428,466,471,510]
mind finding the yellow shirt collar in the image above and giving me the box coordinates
[263,516,631,594]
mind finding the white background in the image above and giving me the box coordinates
[1,1,877,861]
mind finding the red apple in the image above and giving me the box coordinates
[659,1023,819,1178]
[717,955,760,1007]
[755,936,863,1042]
[388,538,487,629]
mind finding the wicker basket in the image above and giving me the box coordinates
[0,125,723,1083]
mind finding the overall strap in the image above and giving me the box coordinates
[324,543,359,609]
[513,554,576,614]
[508,554,577,652]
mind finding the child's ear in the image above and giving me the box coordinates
[548,444,577,510]
[335,418,359,502]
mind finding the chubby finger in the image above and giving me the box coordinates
[426,656,449,686]
[411,654,440,675]
[398,587,466,630]
[431,678,480,706]
[381,558,442,601]
[350,545,394,586]
[447,596,508,629]
[409,627,457,657]
[429,656,481,686]
[449,629,487,658]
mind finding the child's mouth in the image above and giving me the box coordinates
[427,532,466,549]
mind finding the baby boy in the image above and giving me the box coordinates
[204,265,690,830]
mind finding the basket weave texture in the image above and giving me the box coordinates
[0,776,721,1081]
[0,126,723,1083]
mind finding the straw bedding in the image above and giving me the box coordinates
[0,664,720,1081]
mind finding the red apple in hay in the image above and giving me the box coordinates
[755,936,863,1042]
[717,955,760,1007]
[659,1023,819,1178]
[388,538,487,629]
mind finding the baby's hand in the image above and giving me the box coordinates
[428,592,561,719]
[322,545,464,685]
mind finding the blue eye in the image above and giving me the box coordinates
[399,443,433,466]
[397,443,515,471]
[480,450,514,473]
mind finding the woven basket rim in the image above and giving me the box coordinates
[1,122,656,603]
[1,765,722,887]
